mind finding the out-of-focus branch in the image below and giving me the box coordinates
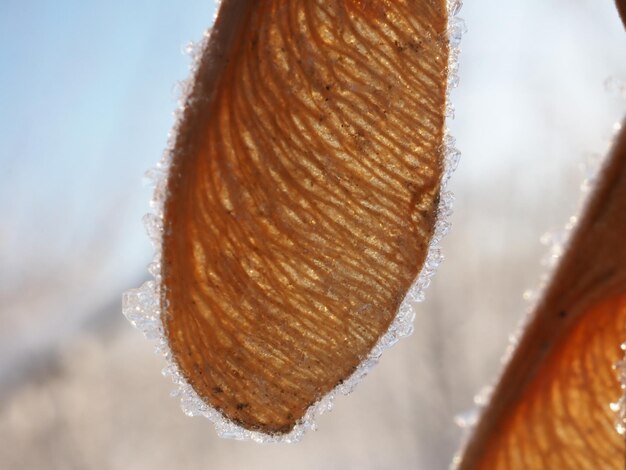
[617,0,626,29]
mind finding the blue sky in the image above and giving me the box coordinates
[0,0,219,374]
[0,0,216,282]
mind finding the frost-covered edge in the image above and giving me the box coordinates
[122,0,465,443]
[608,121,626,437]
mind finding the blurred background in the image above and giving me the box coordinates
[1,0,625,468]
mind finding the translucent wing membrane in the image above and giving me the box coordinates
[463,295,626,469]
[156,0,452,436]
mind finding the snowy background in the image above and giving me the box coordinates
[1,0,625,468]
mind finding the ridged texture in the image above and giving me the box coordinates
[161,0,449,434]
[472,294,626,469]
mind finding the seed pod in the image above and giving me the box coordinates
[158,0,453,436]
[454,121,626,468]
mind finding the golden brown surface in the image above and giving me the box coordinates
[161,0,449,434]
[471,293,626,469]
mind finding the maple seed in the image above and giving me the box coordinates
[161,0,450,434]
[455,121,626,468]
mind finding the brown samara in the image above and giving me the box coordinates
[161,0,450,435]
